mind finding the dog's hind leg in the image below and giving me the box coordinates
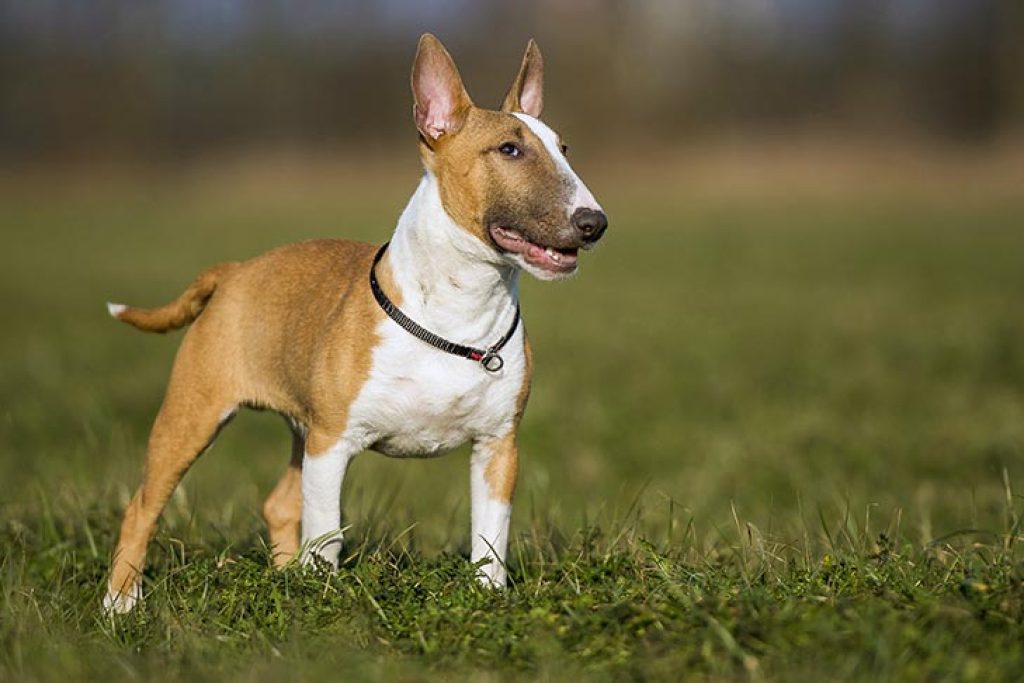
[104,341,236,614]
[262,420,305,568]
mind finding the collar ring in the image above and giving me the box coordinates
[480,351,504,372]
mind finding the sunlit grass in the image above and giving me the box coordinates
[1,163,1023,680]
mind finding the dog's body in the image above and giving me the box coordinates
[104,34,605,613]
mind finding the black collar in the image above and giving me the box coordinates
[368,242,520,372]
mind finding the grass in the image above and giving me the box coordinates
[1,153,1023,680]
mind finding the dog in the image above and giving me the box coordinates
[103,33,607,613]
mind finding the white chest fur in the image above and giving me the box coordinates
[340,173,526,457]
[348,321,525,457]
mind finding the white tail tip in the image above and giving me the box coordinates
[106,302,127,319]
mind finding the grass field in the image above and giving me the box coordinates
[1,151,1023,680]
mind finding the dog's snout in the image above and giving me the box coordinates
[571,208,608,242]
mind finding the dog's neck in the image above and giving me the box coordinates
[385,172,520,347]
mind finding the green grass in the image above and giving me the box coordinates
[1,163,1023,681]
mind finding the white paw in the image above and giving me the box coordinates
[106,302,127,318]
[299,532,343,570]
[474,560,507,588]
[102,581,141,614]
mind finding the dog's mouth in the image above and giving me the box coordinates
[488,226,579,275]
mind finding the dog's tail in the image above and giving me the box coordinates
[106,263,237,333]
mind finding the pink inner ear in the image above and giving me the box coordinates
[417,97,450,139]
[415,67,459,139]
[519,80,542,118]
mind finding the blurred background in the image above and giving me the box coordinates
[2,0,1023,160]
[1,1,1023,553]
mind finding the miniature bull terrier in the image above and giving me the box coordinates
[103,33,607,613]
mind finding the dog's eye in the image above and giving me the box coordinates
[498,142,522,158]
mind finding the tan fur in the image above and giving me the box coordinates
[261,424,304,567]
[107,239,403,600]
[106,34,571,606]
[423,109,571,250]
[116,263,238,333]
[413,35,572,253]
[481,433,518,504]
[482,339,533,502]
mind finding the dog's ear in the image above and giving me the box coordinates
[502,39,543,118]
[412,34,473,141]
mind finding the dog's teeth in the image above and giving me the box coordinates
[546,247,561,262]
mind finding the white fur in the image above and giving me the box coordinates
[106,302,126,318]
[300,173,526,584]
[470,442,512,586]
[348,317,524,459]
[301,442,355,568]
[103,579,141,614]
[342,174,526,457]
[513,113,602,214]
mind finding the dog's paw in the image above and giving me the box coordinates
[473,559,508,589]
[103,581,141,614]
[298,532,344,572]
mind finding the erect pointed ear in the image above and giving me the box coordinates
[411,34,473,141]
[501,39,543,118]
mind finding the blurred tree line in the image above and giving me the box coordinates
[1,0,1021,161]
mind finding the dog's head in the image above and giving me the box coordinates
[412,34,607,281]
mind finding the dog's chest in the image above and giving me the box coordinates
[347,321,525,458]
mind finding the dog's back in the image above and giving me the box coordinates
[111,239,389,421]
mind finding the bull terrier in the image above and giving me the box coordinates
[104,33,607,613]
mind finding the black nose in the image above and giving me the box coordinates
[572,208,608,242]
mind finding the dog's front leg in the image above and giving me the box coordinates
[470,432,518,587]
[300,433,357,569]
